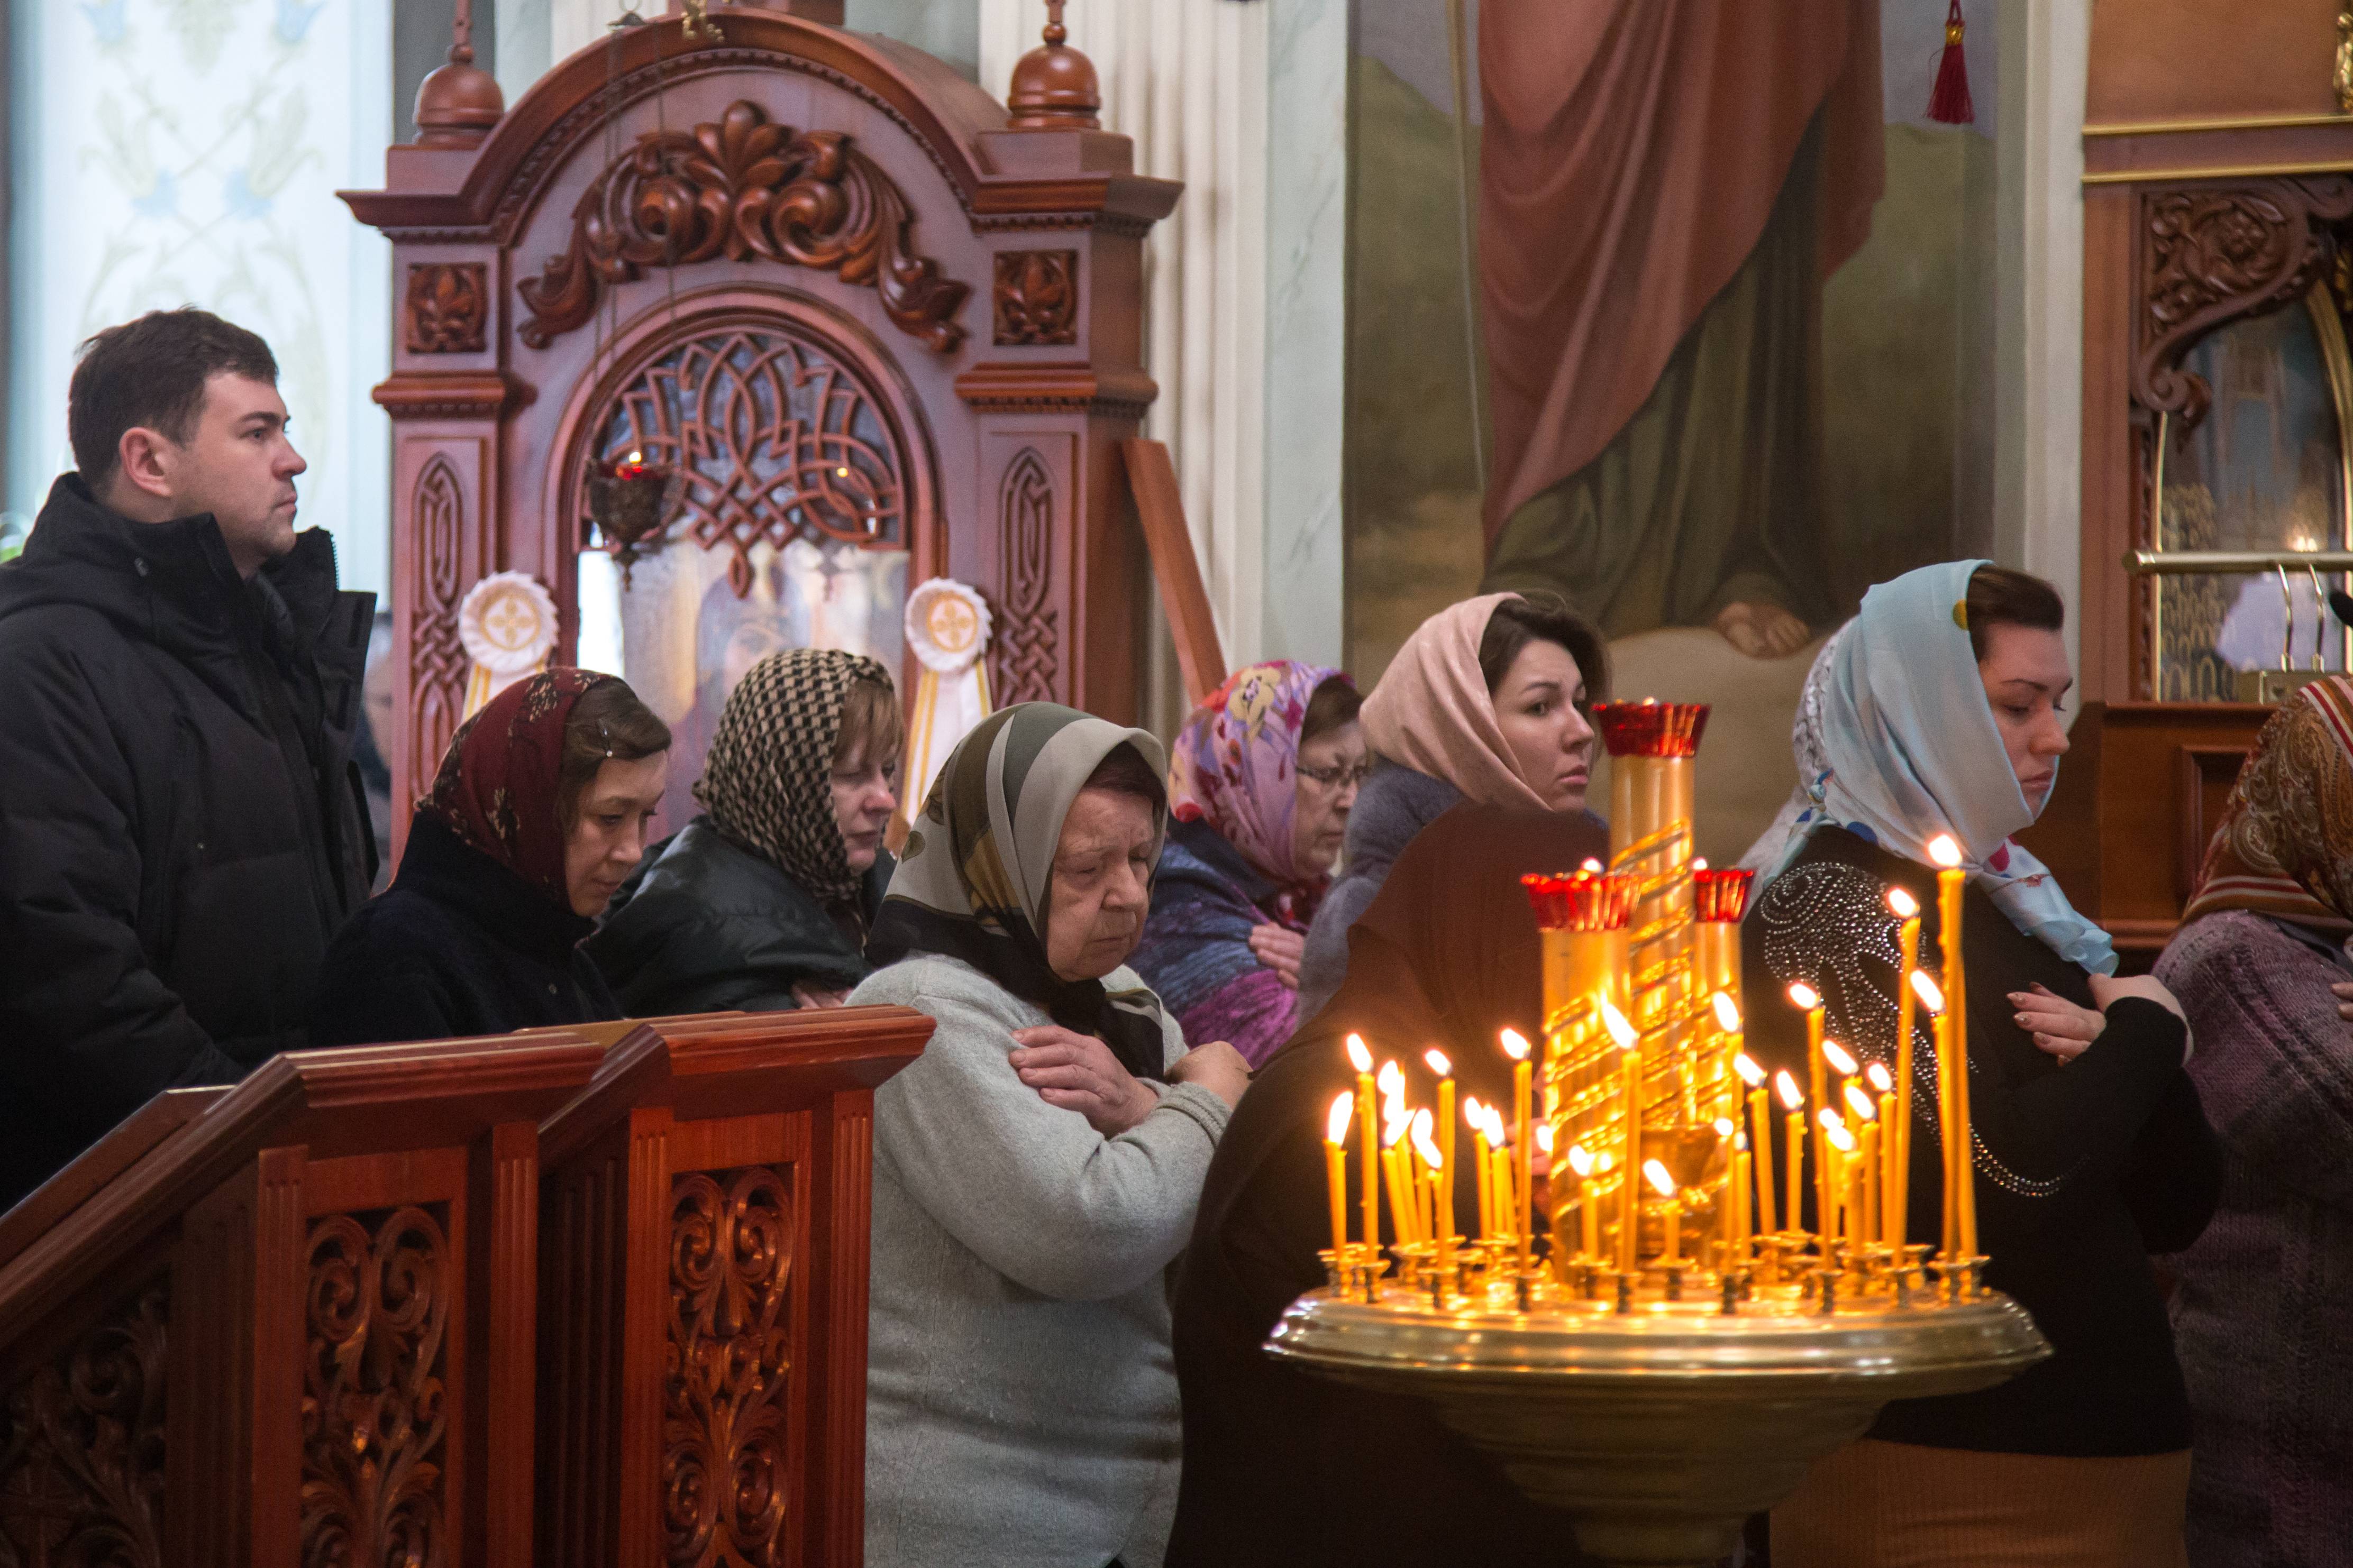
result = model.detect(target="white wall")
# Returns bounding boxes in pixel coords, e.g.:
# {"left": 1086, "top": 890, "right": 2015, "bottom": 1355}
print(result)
{"left": 7, "top": 0, "right": 394, "bottom": 595}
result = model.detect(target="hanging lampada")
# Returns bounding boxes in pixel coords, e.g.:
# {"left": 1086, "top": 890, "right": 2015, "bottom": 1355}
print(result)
{"left": 579, "top": 1, "right": 718, "bottom": 585}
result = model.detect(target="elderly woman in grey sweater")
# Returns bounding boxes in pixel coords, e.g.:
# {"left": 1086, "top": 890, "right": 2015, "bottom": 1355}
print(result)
{"left": 2154, "top": 677, "right": 2353, "bottom": 1568}
{"left": 852, "top": 703, "right": 1252, "bottom": 1568}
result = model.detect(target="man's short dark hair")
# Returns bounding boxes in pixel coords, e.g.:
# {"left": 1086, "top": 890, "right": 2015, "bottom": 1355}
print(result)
{"left": 68, "top": 309, "right": 279, "bottom": 484}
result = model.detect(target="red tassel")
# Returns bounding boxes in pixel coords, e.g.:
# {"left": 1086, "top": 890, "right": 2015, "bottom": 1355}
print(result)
{"left": 1926, "top": 0, "right": 1974, "bottom": 125}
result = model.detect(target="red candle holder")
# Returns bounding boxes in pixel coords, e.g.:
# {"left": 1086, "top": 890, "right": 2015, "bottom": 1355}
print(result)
{"left": 1522, "top": 869, "right": 1639, "bottom": 932}
{"left": 1590, "top": 700, "right": 1710, "bottom": 759}
{"left": 585, "top": 452, "right": 684, "bottom": 585}
{"left": 1693, "top": 867, "right": 1756, "bottom": 924}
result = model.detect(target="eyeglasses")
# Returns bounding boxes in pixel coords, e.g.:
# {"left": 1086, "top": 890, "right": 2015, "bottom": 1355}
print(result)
{"left": 1298, "top": 759, "right": 1371, "bottom": 791}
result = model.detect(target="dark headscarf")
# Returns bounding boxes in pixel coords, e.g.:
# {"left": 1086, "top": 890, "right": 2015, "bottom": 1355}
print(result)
{"left": 422, "top": 667, "right": 612, "bottom": 907}
{"left": 868, "top": 703, "right": 1173, "bottom": 1080}
{"left": 693, "top": 647, "right": 894, "bottom": 916}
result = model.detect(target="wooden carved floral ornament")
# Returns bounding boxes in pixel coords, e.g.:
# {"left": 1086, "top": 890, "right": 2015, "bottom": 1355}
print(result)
{"left": 517, "top": 100, "right": 970, "bottom": 353}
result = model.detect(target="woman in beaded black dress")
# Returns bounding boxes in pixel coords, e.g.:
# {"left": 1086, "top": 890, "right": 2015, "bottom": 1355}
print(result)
{"left": 1740, "top": 561, "right": 2221, "bottom": 1567}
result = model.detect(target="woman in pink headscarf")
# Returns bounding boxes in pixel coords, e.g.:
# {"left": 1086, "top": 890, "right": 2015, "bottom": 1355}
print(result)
{"left": 1294, "top": 592, "right": 1611, "bottom": 1021}
{"left": 1132, "top": 661, "right": 1365, "bottom": 1066}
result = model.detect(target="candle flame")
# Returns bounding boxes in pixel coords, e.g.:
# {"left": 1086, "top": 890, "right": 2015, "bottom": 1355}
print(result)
{"left": 1887, "top": 886, "right": 1920, "bottom": 919}
{"left": 1463, "top": 1095, "right": 1486, "bottom": 1126}
{"left": 1581, "top": 857, "right": 1604, "bottom": 873}
{"left": 1644, "top": 1158, "right": 1677, "bottom": 1197}
{"left": 1867, "top": 1062, "right": 1894, "bottom": 1093}
{"left": 1928, "top": 833, "right": 1964, "bottom": 869}
{"left": 1734, "top": 1052, "right": 1766, "bottom": 1087}
{"left": 1818, "top": 1107, "right": 1847, "bottom": 1134}
{"left": 1909, "top": 970, "right": 1946, "bottom": 1014}
{"left": 1325, "top": 1092, "right": 1354, "bottom": 1144}
{"left": 1567, "top": 1143, "right": 1594, "bottom": 1177}
{"left": 1823, "top": 1039, "right": 1858, "bottom": 1077}
{"left": 1845, "top": 1084, "right": 1877, "bottom": 1121}
{"left": 1713, "top": 1117, "right": 1736, "bottom": 1139}
{"left": 1787, "top": 980, "right": 1822, "bottom": 1012}
{"left": 1599, "top": 1000, "right": 1638, "bottom": 1051}
{"left": 1597, "top": 1151, "right": 1616, "bottom": 1172}
{"left": 1776, "top": 1070, "right": 1803, "bottom": 1109}
{"left": 1376, "top": 1060, "right": 1404, "bottom": 1096}
{"left": 1828, "top": 1123, "right": 1856, "bottom": 1153}
{"left": 1711, "top": 991, "right": 1743, "bottom": 1034}
{"left": 1500, "top": 1027, "right": 1532, "bottom": 1061}
{"left": 1424, "top": 1047, "right": 1452, "bottom": 1077}
{"left": 1535, "top": 1124, "right": 1555, "bottom": 1154}
{"left": 1382, "top": 1114, "right": 1406, "bottom": 1148}
{"left": 1412, "top": 1127, "right": 1444, "bottom": 1169}
{"left": 1411, "top": 1107, "right": 1434, "bottom": 1143}
{"left": 1736, "top": 1130, "right": 1750, "bottom": 1151}
{"left": 1692, "top": 857, "right": 1708, "bottom": 870}
{"left": 1346, "top": 1034, "right": 1372, "bottom": 1072}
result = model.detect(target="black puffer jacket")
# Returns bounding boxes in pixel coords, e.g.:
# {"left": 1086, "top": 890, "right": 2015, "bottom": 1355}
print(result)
{"left": 311, "top": 814, "right": 619, "bottom": 1047}
{"left": 0, "top": 476, "right": 373, "bottom": 1208}
{"left": 586, "top": 817, "right": 889, "bottom": 1016}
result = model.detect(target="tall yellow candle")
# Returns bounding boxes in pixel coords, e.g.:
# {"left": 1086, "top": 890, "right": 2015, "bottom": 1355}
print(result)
{"left": 1382, "top": 1129, "right": 1419, "bottom": 1245}
{"left": 1491, "top": 1144, "right": 1518, "bottom": 1236}
{"left": 1713, "top": 1117, "right": 1740, "bottom": 1257}
{"left": 1467, "top": 1098, "right": 1495, "bottom": 1239}
{"left": 1412, "top": 1117, "right": 1447, "bottom": 1271}
{"left": 1648, "top": 1160, "right": 1680, "bottom": 1261}
{"left": 1928, "top": 834, "right": 1977, "bottom": 1258}
{"left": 1324, "top": 1092, "right": 1354, "bottom": 1261}
{"left": 1886, "top": 888, "right": 1923, "bottom": 1240}
{"left": 1600, "top": 1002, "right": 1640, "bottom": 1270}
{"left": 1503, "top": 1028, "right": 1536, "bottom": 1273}
{"left": 1776, "top": 1070, "right": 1804, "bottom": 1239}
{"left": 1568, "top": 1143, "right": 1599, "bottom": 1258}
{"left": 1912, "top": 967, "right": 1958, "bottom": 1257}
{"left": 1818, "top": 1108, "right": 1847, "bottom": 1241}
{"left": 1346, "top": 1037, "right": 1379, "bottom": 1265}
{"left": 1426, "top": 1050, "right": 1457, "bottom": 1253}
{"left": 1867, "top": 1063, "right": 1898, "bottom": 1244}
{"left": 1789, "top": 982, "right": 1829, "bottom": 1241}
{"left": 1736, "top": 1052, "right": 1777, "bottom": 1233}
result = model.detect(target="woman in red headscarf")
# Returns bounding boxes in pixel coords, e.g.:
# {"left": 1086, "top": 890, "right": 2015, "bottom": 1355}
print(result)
{"left": 311, "top": 669, "right": 671, "bottom": 1046}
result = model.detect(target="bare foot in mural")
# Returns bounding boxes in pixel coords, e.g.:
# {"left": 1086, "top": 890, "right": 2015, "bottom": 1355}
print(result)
{"left": 1712, "top": 601, "right": 1812, "bottom": 659}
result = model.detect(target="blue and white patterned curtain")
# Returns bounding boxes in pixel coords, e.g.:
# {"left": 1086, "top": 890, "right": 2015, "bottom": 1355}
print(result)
{"left": 6, "top": 0, "right": 394, "bottom": 595}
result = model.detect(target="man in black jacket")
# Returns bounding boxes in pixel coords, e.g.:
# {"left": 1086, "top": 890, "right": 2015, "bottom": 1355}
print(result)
{"left": 0, "top": 309, "right": 375, "bottom": 1209}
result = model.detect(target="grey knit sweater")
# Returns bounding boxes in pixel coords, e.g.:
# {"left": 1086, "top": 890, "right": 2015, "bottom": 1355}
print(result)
{"left": 852, "top": 953, "right": 1232, "bottom": 1568}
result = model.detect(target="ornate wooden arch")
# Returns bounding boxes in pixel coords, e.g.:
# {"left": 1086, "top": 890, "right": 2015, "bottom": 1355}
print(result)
{"left": 343, "top": 3, "right": 1178, "bottom": 833}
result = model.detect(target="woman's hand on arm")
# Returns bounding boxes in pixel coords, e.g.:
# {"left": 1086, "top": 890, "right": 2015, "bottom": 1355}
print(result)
{"left": 2329, "top": 979, "right": 2353, "bottom": 1022}
{"left": 2013, "top": 984, "right": 2105, "bottom": 1063}
{"left": 2090, "top": 973, "right": 2192, "bottom": 1063}
{"left": 1010, "top": 1024, "right": 1160, "bottom": 1135}
{"left": 1169, "top": 1039, "right": 1253, "bottom": 1108}
{"left": 1248, "top": 924, "right": 1306, "bottom": 991}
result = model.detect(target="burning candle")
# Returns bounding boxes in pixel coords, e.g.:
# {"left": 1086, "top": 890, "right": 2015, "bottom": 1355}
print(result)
{"left": 1714, "top": 1116, "right": 1741, "bottom": 1256}
{"left": 1426, "top": 1049, "right": 1457, "bottom": 1254}
{"left": 1818, "top": 1107, "right": 1848, "bottom": 1241}
{"left": 1466, "top": 1096, "right": 1495, "bottom": 1239}
{"left": 1735, "top": 1051, "right": 1775, "bottom": 1234}
{"left": 1324, "top": 1092, "right": 1354, "bottom": 1262}
{"left": 1347, "top": 1037, "right": 1379, "bottom": 1267}
{"left": 1912, "top": 965, "right": 1959, "bottom": 1258}
{"left": 1601, "top": 1001, "right": 1640, "bottom": 1271}
{"left": 1827, "top": 1122, "right": 1858, "bottom": 1242}
{"left": 1844, "top": 1084, "right": 1880, "bottom": 1244}
{"left": 1823, "top": 1039, "right": 1858, "bottom": 1080}
{"left": 1867, "top": 1062, "right": 1898, "bottom": 1244}
{"left": 1646, "top": 1159, "right": 1680, "bottom": 1261}
{"left": 1887, "top": 887, "right": 1922, "bottom": 1237}
{"left": 1502, "top": 1028, "right": 1535, "bottom": 1273}
{"left": 1412, "top": 1114, "right": 1447, "bottom": 1270}
{"left": 1568, "top": 1143, "right": 1599, "bottom": 1258}
{"left": 1789, "top": 981, "right": 1830, "bottom": 1249}
{"left": 1381, "top": 1117, "right": 1419, "bottom": 1245}
{"left": 1928, "top": 834, "right": 1977, "bottom": 1257}
{"left": 1776, "top": 1070, "right": 1804, "bottom": 1238}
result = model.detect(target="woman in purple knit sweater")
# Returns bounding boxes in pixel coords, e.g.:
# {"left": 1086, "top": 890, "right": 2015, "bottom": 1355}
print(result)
{"left": 1129, "top": 662, "right": 1363, "bottom": 1066}
{"left": 2156, "top": 674, "right": 2353, "bottom": 1568}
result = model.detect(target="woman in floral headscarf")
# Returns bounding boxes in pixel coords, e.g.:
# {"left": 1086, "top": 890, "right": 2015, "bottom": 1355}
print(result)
{"left": 2157, "top": 675, "right": 2353, "bottom": 1568}
{"left": 1130, "top": 661, "right": 1364, "bottom": 1066}
{"left": 312, "top": 670, "right": 671, "bottom": 1046}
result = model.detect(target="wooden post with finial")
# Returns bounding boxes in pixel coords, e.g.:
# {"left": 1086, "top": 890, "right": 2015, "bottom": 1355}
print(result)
{"left": 414, "top": 0, "right": 506, "bottom": 145}
{"left": 1007, "top": 0, "right": 1101, "bottom": 130}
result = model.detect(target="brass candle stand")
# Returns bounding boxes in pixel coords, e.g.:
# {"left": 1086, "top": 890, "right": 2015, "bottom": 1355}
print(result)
{"left": 1269, "top": 701, "right": 2049, "bottom": 1567}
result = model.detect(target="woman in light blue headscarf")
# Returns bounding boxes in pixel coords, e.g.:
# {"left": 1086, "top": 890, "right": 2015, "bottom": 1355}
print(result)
{"left": 1742, "top": 561, "right": 2220, "bottom": 1568}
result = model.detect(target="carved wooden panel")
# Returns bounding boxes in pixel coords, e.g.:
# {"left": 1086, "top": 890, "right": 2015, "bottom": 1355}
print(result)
{"left": 584, "top": 323, "right": 911, "bottom": 597}
{"left": 300, "top": 1206, "right": 451, "bottom": 1568}
{"left": 991, "top": 251, "right": 1078, "bottom": 346}
{"left": 517, "top": 101, "right": 968, "bottom": 353}
{"left": 405, "top": 264, "right": 489, "bottom": 355}
{"left": 0, "top": 1281, "right": 167, "bottom": 1568}
{"left": 2135, "top": 178, "right": 2353, "bottom": 424}
{"left": 664, "top": 1166, "right": 796, "bottom": 1568}
{"left": 409, "top": 455, "right": 470, "bottom": 804}
{"left": 992, "top": 446, "right": 1060, "bottom": 707}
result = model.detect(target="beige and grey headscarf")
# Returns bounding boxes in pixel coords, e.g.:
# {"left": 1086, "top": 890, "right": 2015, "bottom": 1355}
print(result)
{"left": 693, "top": 647, "right": 893, "bottom": 915}
{"left": 867, "top": 703, "right": 1173, "bottom": 1079}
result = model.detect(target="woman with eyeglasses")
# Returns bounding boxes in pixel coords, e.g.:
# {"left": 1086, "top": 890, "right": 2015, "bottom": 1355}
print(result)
{"left": 1132, "top": 662, "right": 1365, "bottom": 1066}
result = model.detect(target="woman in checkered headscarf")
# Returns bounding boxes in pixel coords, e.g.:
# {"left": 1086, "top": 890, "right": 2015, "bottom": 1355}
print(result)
{"left": 586, "top": 648, "right": 904, "bottom": 1014}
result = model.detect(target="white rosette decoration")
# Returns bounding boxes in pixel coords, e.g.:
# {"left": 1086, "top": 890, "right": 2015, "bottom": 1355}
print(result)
{"left": 902, "top": 577, "right": 995, "bottom": 813}
{"left": 458, "top": 571, "right": 562, "bottom": 718}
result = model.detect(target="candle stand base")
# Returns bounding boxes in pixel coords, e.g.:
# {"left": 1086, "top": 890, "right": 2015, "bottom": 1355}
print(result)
{"left": 1266, "top": 1274, "right": 2048, "bottom": 1568}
